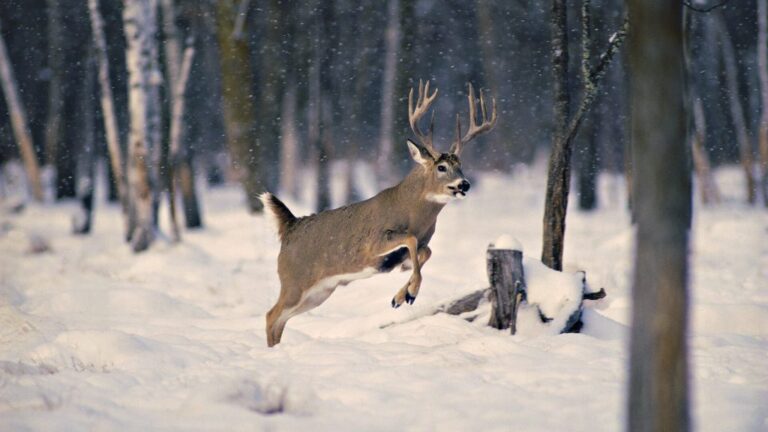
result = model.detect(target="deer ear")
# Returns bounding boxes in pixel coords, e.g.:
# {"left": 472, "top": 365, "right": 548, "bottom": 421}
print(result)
{"left": 407, "top": 139, "right": 433, "bottom": 166}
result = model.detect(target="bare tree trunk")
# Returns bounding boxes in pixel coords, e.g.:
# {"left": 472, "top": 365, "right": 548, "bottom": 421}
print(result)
{"left": 167, "top": 43, "right": 195, "bottom": 240}
{"left": 578, "top": 110, "right": 599, "bottom": 210}
{"left": 123, "top": 0, "right": 161, "bottom": 252}
{"left": 338, "top": 2, "right": 371, "bottom": 204}
{"left": 0, "top": 22, "right": 43, "bottom": 201}
{"left": 161, "top": 0, "right": 180, "bottom": 239}
{"left": 215, "top": 0, "right": 264, "bottom": 212}
{"left": 73, "top": 50, "right": 97, "bottom": 235}
{"left": 715, "top": 15, "right": 756, "bottom": 204}
{"left": 691, "top": 95, "right": 720, "bottom": 205}
{"left": 88, "top": 0, "right": 128, "bottom": 226}
{"left": 44, "top": 0, "right": 64, "bottom": 171}
{"left": 758, "top": 0, "right": 768, "bottom": 206}
{"left": 311, "top": 2, "right": 333, "bottom": 212}
{"left": 541, "top": 0, "right": 571, "bottom": 271}
{"left": 162, "top": 0, "right": 200, "bottom": 236}
{"left": 279, "top": 82, "right": 299, "bottom": 199}
{"left": 627, "top": 1, "right": 690, "bottom": 431}
{"left": 541, "top": 0, "right": 627, "bottom": 270}
{"left": 376, "top": 0, "right": 400, "bottom": 187}
{"left": 258, "top": 0, "right": 286, "bottom": 192}
{"left": 475, "top": 0, "right": 503, "bottom": 163}
{"left": 277, "top": 3, "right": 299, "bottom": 201}
{"left": 317, "top": 97, "right": 333, "bottom": 212}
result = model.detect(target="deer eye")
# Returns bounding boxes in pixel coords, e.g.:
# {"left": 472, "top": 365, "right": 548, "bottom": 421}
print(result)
{"left": 437, "top": 165, "right": 447, "bottom": 172}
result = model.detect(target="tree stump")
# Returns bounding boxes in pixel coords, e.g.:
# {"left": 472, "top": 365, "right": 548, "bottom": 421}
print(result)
{"left": 434, "top": 239, "right": 606, "bottom": 335}
{"left": 487, "top": 245, "right": 526, "bottom": 334}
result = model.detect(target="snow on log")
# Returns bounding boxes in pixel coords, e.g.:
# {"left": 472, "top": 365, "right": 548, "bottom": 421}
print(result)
{"left": 439, "top": 237, "right": 606, "bottom": 335}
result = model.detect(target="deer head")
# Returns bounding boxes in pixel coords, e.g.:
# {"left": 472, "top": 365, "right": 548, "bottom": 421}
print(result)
{"left": 406, "top": 80, "right": 497, "bottom": 204}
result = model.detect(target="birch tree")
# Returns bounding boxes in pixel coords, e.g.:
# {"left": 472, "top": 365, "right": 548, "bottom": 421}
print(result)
{"left": 123, "top": 0, "right": 161, "bottom": 252}
{"left": 0, "top": 21, "right": 43, "bottom": 201}
{"left": 627, "top": 1, "right": 690, "bottom": 431}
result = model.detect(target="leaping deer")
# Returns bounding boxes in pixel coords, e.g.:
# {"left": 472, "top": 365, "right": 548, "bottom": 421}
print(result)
{"left": 262, "top": 81, "right": 497, "bottom": 347}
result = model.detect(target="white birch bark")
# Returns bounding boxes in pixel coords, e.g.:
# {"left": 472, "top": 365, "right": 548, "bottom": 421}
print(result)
{"left": 123, "top": 0, "right": 160, "bottom": 252}
{"left": 0, "top": 23, "right": 43, "bottom": 201}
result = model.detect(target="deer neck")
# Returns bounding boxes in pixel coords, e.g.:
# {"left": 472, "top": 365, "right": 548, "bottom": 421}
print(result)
{"left": 391, "top": 167, "right": 445, "bottom": 220}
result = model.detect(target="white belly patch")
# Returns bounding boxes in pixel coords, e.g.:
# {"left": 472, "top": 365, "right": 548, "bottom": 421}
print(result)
{"left": 301, "top": 267, "right": 378, "bottom": 308}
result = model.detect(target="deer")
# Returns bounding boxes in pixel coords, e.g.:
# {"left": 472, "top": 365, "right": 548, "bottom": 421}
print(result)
{"left": 261, "top": 81, "right": 497, "bottom": 347}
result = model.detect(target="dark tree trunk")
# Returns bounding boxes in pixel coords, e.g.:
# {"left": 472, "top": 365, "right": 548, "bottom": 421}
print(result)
{"left": 391, "top": 0, "right": 415, "bottom": 178}
{"left": 53, "top": 0, "right": 89, "bottom": 200}
{"left": 338, "top": 0, "right": 371, "bottom": 204}
{"left": 277, "top": 2, "right": 299, "bottom": 200}
{"left": 177, "top": 159, "right": 201, "bottom": 228}
{"left": 627, "top": 1, "right": 690, "bottom": 431}
{"left": 88, "top": 0, "right": 127, "bottom": 213}
{"left": 715, "top": 14, "right": 756, "bottom": 205}
{"left": 257, "top": 0, "right": 286, "bottom": 192}
{"left": 311, "top": 1, "right": 335, "bottom": 212}
{"left": 757, "top": 0, "right": 768, "bottom": 205}
{"left": 542, "top": 0, "right": 627, "bottom": 270}
{"left": 215, "top": 0, "right": 264, "bottom": 212}
{"left": 44, "top": 0, "right": 64, "bottom": 171}
{"left": 162, "top": 0, "right": 202, "bottom": 234}
{"left": 376, "top": 0, "right": 400, "bottom": 186}
{"left": 73, "top": 51, "right": 97, "bottom": 235}
{"left": 578, "top": 109, "right": 599, "bottom": 211}
{"left": 0, "top": 21, "right": 43, "bottom": 201}
{"left": 541, "top": 0, "right": 571, "bottom": 271}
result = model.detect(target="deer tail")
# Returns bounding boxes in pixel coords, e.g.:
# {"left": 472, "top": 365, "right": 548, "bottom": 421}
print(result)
{"left": 259, "top": 192, "right": 296, "bottom": 240}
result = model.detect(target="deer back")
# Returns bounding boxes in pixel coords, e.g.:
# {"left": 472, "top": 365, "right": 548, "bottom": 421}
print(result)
{"left": 277, "top": 172, "right": 443, "bottom": 290}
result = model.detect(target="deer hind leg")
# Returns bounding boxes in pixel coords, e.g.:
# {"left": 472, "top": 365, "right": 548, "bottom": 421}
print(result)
{"left": 265, "top": 284, "right": 303, "bottom": 347}
{"left": 391, "top": 236, "right": 426, "bottom": 308}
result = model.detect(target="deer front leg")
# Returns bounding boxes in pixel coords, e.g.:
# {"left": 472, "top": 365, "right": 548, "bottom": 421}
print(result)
{"left": 390, "top": 236, "right": 423, "bottom": 308}
{"left": 400, "top": 246, "right": 431, "bottom": 272}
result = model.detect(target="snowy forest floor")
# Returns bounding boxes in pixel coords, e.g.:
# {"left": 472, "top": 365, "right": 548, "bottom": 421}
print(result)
{"left": 0, "top": 165, "right": 766, "bottom": 431}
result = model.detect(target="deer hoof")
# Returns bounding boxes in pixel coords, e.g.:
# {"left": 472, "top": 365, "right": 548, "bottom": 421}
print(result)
{"left": 391, "top": 297, "right": 401, "bottom": 308}
{"left": 405, "top": 291, "right": 416, "bottom": 305}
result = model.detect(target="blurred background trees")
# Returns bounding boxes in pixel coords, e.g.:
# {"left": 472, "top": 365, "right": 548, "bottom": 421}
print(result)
{"left": 0, "top": 0, "right": 764, "bottom": 253}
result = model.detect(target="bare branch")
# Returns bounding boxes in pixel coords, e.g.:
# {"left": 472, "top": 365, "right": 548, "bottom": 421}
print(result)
{"left": 562, "top": 16, "right": 629, "bottom": 146}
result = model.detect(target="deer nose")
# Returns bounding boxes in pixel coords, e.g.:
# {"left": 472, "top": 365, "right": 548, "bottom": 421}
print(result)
{"left": 459, "top": 180, "right": 471, "bottom": 192}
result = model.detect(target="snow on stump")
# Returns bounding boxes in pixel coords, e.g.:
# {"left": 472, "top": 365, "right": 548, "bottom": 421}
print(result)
{"left": 442, "top": 235, "right": 606, "bottom": 335}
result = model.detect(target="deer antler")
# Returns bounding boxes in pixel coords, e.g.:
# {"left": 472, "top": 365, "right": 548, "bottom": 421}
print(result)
{"left": 408, "top": 79, "right": 439, "bottom": 156}
{"left": 450, "top": 83, "right": 497, "bottom": 155}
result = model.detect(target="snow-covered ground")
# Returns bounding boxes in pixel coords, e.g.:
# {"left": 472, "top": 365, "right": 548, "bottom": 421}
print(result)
{"left": 1, "top": 165, "right": 766, "bottom": 431}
